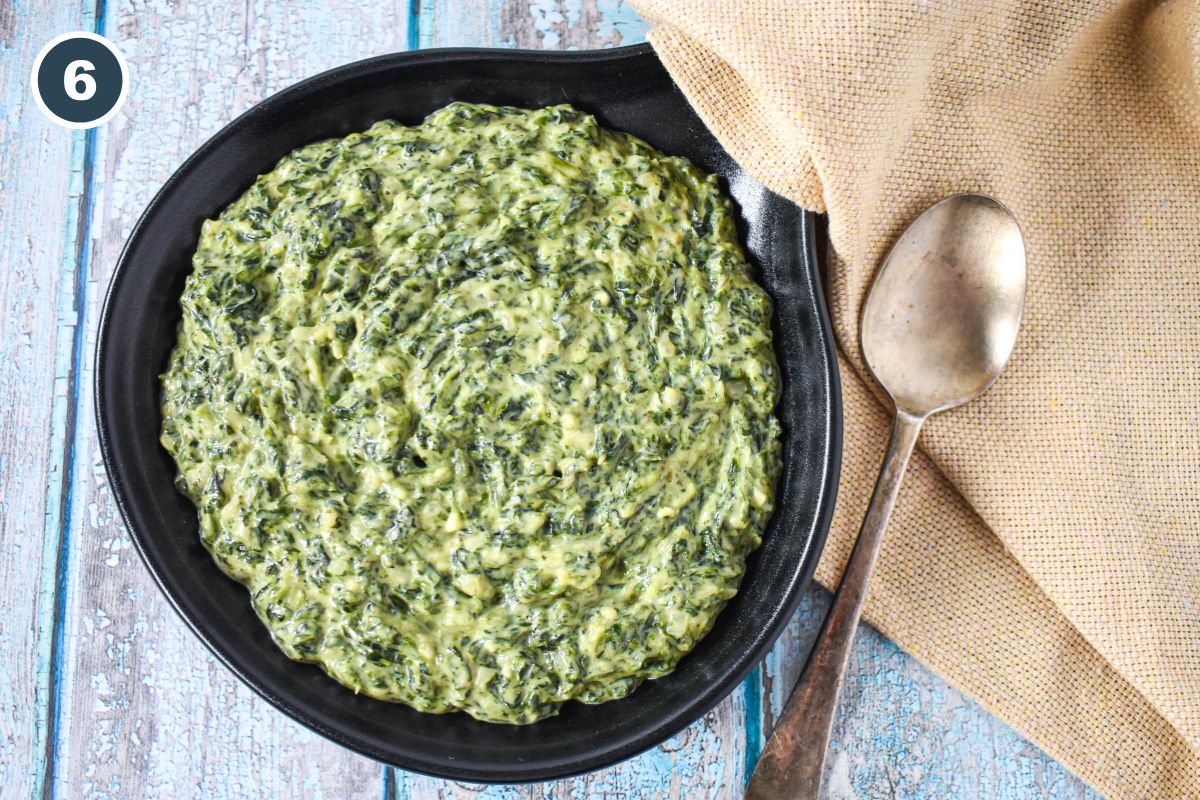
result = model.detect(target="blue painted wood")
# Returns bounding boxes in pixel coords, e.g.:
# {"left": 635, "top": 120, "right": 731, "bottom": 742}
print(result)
{"left": 761, "top": 589, "right": 1101, "bottom": 800}
{"left": 0, "top": 1, "right": 1104, "bottom": 798}
{"left": 1, "top": 1, "right": 89, "bottom": 797}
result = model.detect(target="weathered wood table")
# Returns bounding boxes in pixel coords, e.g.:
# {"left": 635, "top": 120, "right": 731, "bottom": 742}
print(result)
{"left": 3, "top": 2, "right": 1102, "bottom": 798}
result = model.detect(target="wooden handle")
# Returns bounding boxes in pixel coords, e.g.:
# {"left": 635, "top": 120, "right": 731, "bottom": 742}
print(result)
{"left": 745, "top": 411, "right": 924, "bottom": 800}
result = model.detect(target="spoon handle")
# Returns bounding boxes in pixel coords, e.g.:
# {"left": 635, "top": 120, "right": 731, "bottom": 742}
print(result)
{"left": 745, "top": 410, "right": 925, "bottom": 800}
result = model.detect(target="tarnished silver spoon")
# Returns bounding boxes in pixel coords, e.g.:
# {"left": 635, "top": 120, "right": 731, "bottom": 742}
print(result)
{"left": 746, "top": 194, "right": 1027, "bottom": 799}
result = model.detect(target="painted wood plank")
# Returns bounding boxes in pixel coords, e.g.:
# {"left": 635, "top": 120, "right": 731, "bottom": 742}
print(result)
{"left": 760, "top": 589, "right": 1103, "bottom": 798}
{"left": 0, "top": 2, "right": 91, "bottom": 798}
{"left": 396, "top": 700, "right": 749, "bottom": 800}
{"left": 47, "top": 2, "right": 418, "bottom": 797}
{"left": 421, "top": 0, "right": 646, "bottom": 49}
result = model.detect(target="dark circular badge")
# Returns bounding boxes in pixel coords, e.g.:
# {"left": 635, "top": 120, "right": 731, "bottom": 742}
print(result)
{"left": 31, "top": 32, "right": 128, "bottom": 129}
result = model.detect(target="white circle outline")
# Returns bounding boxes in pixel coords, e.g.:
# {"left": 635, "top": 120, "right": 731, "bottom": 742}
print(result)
{"left": 30, "top": 31, "right": 129, "bottom": 130}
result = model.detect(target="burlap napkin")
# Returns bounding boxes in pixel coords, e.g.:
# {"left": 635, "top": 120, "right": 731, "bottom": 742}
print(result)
{"left": 628, "top": 1, "right": 1200, "bottom": 797}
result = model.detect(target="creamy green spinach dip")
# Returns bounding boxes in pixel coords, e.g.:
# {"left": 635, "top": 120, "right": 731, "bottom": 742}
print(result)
{"left": 161, "top": 102, "right": 781, "bottom": 723}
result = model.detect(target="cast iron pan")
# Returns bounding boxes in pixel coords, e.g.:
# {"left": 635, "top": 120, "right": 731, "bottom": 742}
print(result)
{"left": 95, "top": 43, "right": 841, "bottom": 782}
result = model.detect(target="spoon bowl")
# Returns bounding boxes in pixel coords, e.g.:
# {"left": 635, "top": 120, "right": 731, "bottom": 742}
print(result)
{"left": 863, "top": 194, "right": 1026, "bottom": 415}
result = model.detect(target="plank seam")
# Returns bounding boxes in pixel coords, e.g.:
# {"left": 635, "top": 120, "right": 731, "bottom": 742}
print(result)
{"left": 381, "top": 762, "right": 395, "bottom": 800}
{"left": 40, "top": 2, "right": 106, "bottom": 797}
{"left": 406, "top": 0, "right": 420, "bottom": 52}
{"left": 42, "top": 118, "right": 100, "bottom": 800}
{"left": 743, "top": 666, "right": 763, "bottom": 785}
{"left": 32, "top": 123, "right": 87, "bottom": 800}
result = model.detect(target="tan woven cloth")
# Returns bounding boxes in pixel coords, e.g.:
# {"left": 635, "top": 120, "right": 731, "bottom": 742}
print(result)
{"left": 628, "top": 1, "right": 1200, "bottom": 797}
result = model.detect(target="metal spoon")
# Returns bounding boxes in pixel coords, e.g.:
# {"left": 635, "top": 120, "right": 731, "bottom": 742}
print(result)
{"left": 745, "top": 194, "right": 1027, "bottom": 800}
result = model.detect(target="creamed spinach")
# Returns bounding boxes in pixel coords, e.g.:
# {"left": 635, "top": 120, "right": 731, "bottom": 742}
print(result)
{"left": 161, "top": 102, "right": 782, "bottom": 723}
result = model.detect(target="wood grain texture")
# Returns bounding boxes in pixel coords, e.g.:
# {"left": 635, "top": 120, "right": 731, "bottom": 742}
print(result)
{"left": 762, "top": 589, "right": 1101, "bottom": 799}
{"left": 0, "top": 3, "right": 88, "bottom": 799}
{"left": 1, "top": 1, "right": 1104, "bottom": 798}
{"left": 421, "top": 0, "right": 645, "bottom": 49}
{"left": 396, "top": 698, "right": 748, "bottom": 800}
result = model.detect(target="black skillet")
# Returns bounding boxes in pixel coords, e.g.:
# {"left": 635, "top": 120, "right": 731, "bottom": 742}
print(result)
{"left": 95, "top": 43, "right": 841, "bottom": 783}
